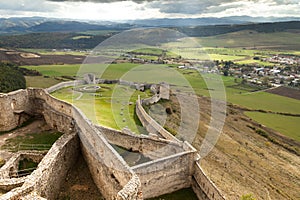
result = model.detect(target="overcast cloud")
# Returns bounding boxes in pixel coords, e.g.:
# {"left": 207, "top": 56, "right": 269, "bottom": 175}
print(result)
{"left": 0, "top": 0, "right": 299, "bottom": 20}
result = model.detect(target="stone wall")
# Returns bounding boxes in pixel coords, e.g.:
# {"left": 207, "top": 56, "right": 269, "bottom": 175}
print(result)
{"left": 98, "top": 126, "right": 184, "bottom": 160}
{"left": 0, "top": 152, "right": 44, "bottom": 179}
{"left": 73, "top": 105, "right": 138, "bottom": 199}
{"left": 40, "top": 87, "right": 142, "bottom": 200}
{"left": 136, "top": 96, "right": 179, "bottom": 142}
{"left": 0, "top": 89, "right": 31, "bottom": 132}
{"left": 193, "top": 162, "right": 225, "bottom": 200}
{"left": 0, "top": 132, "right": 79, "bottom": 200}
{"left": 131, "top": 150, "right": 197, "bottom": 199}
{"left": 0, "top": 80, "right": 226, "bottom": 200}
{"left": 0, "top": 87, "right": 142, "bottom": 200}
{"left": 46, "top": 80, "right": 85, "bottom": 94}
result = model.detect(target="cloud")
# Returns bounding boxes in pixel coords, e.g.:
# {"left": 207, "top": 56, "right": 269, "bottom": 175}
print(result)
{"left": 0, "top": 0, "right": 57, "bottom": 12}
{"left": 147, "top": 0, "right": 242, "bottom": 15}
{"left": 148, "top": 0, "right": 300, "bottom": 17}
{"left": 47, "top": 0, "right": 154, "bottom": 3}
{"left": 0, "top": 0, "right": 299, "bottom": 20}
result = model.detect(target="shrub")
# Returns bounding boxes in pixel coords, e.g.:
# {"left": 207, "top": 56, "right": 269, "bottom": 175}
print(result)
{"left": 241, "top": 194, "right": 256, "bottom": 200}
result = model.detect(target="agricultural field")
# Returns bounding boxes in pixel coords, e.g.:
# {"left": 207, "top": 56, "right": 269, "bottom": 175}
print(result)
{"left": 25, "top": 76, "right": 62, "bottom": 88}
{"left": 245, "top": 112, "right": 300, "bottom": 142}
{"left": 161, "top": 30, "right": 300, "bottom": 65}
{"left": 23, "top": 63, "right": 139, "bottom": 79}
{"left": 195, "top": 31, "right": 300, "bottom": 50}
{"left": 21, "top": 48, "right": 88, "bottom": 56}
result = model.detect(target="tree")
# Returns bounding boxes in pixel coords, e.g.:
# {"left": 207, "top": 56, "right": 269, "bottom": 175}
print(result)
{"left": 262, "top": 77, "right": 269, "bottom": 86}
{"left": 0, "top": 62, "right": 26, "bottom": 93}
{"left": 223, "top": 69, "right": 229, "bottom": 76}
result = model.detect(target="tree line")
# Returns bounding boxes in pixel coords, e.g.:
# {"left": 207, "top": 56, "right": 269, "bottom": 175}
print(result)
{"left": 0, "top": 62, "right": 26, "bottom": 93}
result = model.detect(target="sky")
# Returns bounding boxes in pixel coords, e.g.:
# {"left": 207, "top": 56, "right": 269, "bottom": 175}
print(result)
{"left": 0, "top": 0, "right": 300, "bottom": 21}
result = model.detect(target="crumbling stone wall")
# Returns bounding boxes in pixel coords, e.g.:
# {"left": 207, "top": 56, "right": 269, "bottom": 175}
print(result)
{"left": 0, "top": 132, "right": 79, "bottom": 200}
{"left": 0, "top": 87, "right": 142, "bottom": 200}
{"left": 132, "top": 150, "right": 197, "bottom": 199}
{"left": 136, "top": 96, "right": 179, "bottom": 142}
{"left": 0, "top": 90, "right": 31, "bottom": 131}
{"left": 98, "top": 126, "right": 184, "bottom": 160}
{"left": 73, "top": 105, "right": 139, "bottom": 199}
{"left": 0, "top": 81, "right": 225, "bottom": 200}
{"left": 192, "top": 162, "right": 225, "bottom": 200}
{"left": 46, "top": 80, "right": 85, "bottom": 94}
{"left": 0, "top": 152, "right": 44, "bottom": 179}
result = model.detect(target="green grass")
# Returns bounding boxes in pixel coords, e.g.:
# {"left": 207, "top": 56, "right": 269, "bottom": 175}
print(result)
{"left": 1, "top": 132, "right": 63, "bottom": 151}
{"left": 179, "top": 69, "right": 300, "bottom": 114}
{"left": 25, "top": 76, "right": 62, "bottom": 88}
{"left": 209, "top": 53, "right": 245, "bottom": 61}
{"left": 228, "top": 91, "right": 300, "bottom": 114}
{"left": 20, "top": 48, "right": 88, "bottom": 56}
{"left": 51, "top": 84, "right": 151, "bottom": 133}
{"left": 22, "top": 63, "right": 142, "bottom": 79}
{"left": 245, "top": 112, "right": 300, "bottom": 142}
{"left": 147, "top": 188, "right": 198, "bottom": 200}
{"left": 132, "top": 48, "right": 164, "bottom": 55}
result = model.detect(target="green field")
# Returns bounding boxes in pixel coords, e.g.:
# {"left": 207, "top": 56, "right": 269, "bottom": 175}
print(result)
{"left": 23, "top": 63, "right": 142, "bottom": 79}
{"left": 179, "top": 69, "right": 300, "bottom": 114}
{"left": 195, "top": 31, "right": 300, "bottom": 50}
{"left": 24, "top": 62, "right": 300, "bottom": 141}
{"left": 245, "top": 112, "right": 300, "bottom": 142}
{"left": 51, "top": 84, "right": 151, "bottom": 133}
{"left": 21, "top": 48, "right": 88, "bottom": 56}
{"left": 25, "top": 76, "right": 62, "bottom": 88}
{"left": 24, "top": 63, "right": 300, "bottom": 115}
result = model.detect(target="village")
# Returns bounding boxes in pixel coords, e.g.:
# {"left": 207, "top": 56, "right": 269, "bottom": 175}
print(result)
{"left": 120, "top": 51, "right": 300, "bottom": 89}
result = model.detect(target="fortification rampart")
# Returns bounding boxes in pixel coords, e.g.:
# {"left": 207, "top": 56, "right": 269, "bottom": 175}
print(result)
{"left": 98, "top": 126, "right": 184, "bottom": 160}
{"left": 136, "top": 96, "right": 179, "bottom": 142}
{"left": 134, "top": 83, "right": 225, "bottom": 200}
{"left": 0, "top": 132, "right": 79, "bottom": 200}
{"left": 35, "top": 87, "right": 142, "bottom": 199}
{"left": 0, "top": 87, "right": 142, "bottom": 200}
{"left": 0, "top": 79, "right": 225, "bottom": 200}
{"left": 0, "top": 89, "right": 31, "bottom": 131}
{"left": 132, "top": 150, "right": 196, "bottom": 199}
{"left": 72, "top": 105, "right": 141, "bottom": 199}
{"left": 193, "top": 162, "right": 225, "bottom": 200}
{"left": 0, "top": 152, "right": 44, "bottom": 180}
{"left": 46, "top": 80, "right": 85, "bottom": 94}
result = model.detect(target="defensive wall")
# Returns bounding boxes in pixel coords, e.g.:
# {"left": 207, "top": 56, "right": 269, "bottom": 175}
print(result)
{"left": 0, "top": 88, "right": 141, "bottom": 200}
{"left": 0, "top": 79, "right": 225, "bottom": 200}
{"left": 134, "top": 83, "right": 225, "bottom": 200}
{"left": 136, "top": 96, "right": 179, "bottom": 142}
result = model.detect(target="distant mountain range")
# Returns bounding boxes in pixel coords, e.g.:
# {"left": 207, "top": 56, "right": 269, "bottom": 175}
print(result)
{"left": 1, "top": 16, "right": 300, "bottom": 34}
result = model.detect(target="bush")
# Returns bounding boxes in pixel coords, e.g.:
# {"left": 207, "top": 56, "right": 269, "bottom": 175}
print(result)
{"left": 241, "top": 194, "right": 256, "bottom": 200}
{"left": 166, "top": 107, "right": 173, "bottom": 114}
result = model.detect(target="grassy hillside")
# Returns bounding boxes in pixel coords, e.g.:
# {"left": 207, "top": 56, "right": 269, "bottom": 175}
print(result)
{"left": 245, "top": 112, "right": 300, "bottom": 142}
{"left": 196, "top": 31, "right": 300, "bottom": 50}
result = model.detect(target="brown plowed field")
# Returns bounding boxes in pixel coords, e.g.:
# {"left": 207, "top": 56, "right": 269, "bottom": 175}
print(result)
{"left": 0, "top": 49, "right": 111, "bottom": 65}
{"left": 267, "top": 86, "right": 300, "bottom": 100}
